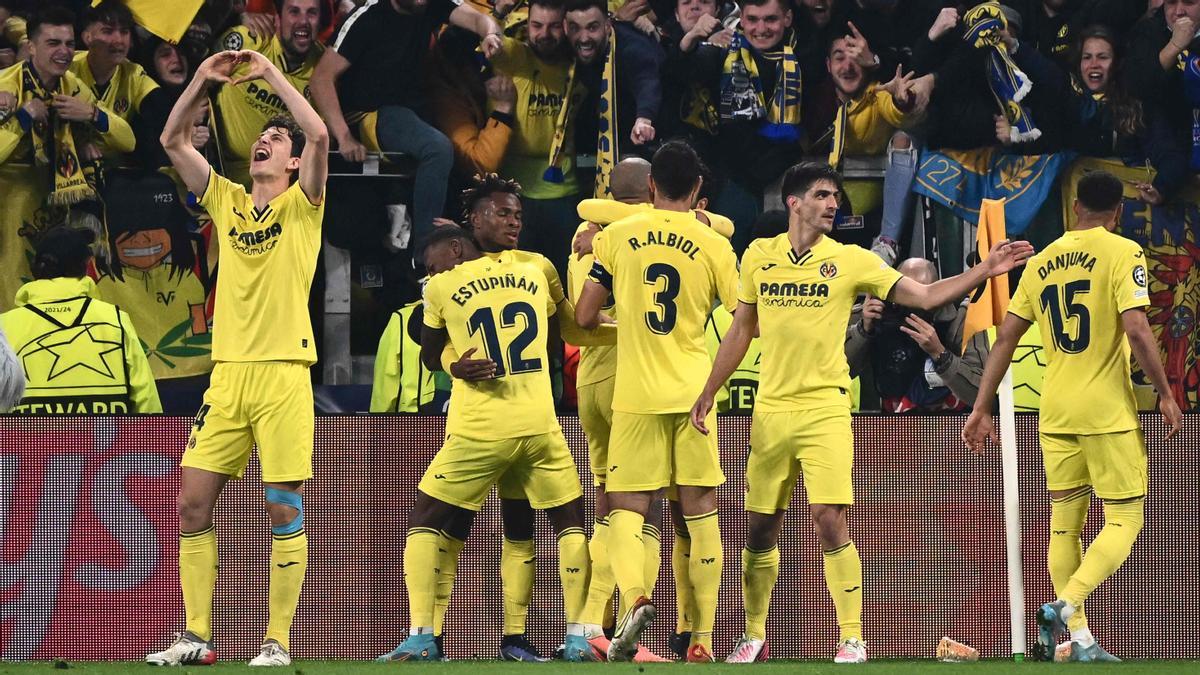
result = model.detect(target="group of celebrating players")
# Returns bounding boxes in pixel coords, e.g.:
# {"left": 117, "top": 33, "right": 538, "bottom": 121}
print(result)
{"left": 144, "top": 43, "right": 1181, "bottom": 667}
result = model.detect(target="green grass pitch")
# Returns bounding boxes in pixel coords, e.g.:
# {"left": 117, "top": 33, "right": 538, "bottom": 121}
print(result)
{"left": 3, "top": 661, "right": 1200, "bottom": 674}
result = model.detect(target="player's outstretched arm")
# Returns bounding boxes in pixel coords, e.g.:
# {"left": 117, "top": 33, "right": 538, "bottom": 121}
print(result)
{"left": 555, "top": 297, "right": 617, "bottom": 346}
{"left": 161, "top": 52, "right": 240, "bottom": 195}
{"left": 962, "top": 313, "right": 1031, "bottom": 454}
{"left": 576, "top": 280, "right": 608, "bottom": 331}
{"left": 233, "top": 50, "right": 328, "bottom": 203}
{"left": 891, "top": 239, "right": 1034, "bottom": 310}
{"left": 1121, "top": 308, "right": 1183, "bottom": 439}
{"left": 691, "top": 301, "right": 758, "bottom": 435}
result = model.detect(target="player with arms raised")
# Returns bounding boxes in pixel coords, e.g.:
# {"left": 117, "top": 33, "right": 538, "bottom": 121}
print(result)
{"left": 378, "top": 226, "right": 596, "bottom": 662}
{"left": 964, "top": 170, "right": 1182, "bottom": 662}
{"left": 145, "top": 49, "right": 328, "bottom": 667}
{"left": 692, "top": 162, "right": 1033, "bottom": 664}
{"left": 576, "top": 141, "right": 739, "bottom": 663}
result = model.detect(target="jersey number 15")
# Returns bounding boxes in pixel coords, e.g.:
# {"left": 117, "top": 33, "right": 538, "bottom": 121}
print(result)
{"left": 1039, "top": 280, "right": 1091, "bottom": 353}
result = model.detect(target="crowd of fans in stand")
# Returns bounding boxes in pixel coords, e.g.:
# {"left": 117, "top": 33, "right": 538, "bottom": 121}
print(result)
{"left": 1, "top": 0, "right": 1197, "bottom": 414}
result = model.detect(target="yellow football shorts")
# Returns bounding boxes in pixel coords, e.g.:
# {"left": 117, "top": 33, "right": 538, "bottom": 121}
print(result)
{"left": 606, "top": 410, "right": 723, "bottom": 492}
{"left": 1040, "top": 428, "right": 1147, "bottom": 500}
{"left": 181, "top": 361, "right": 314, "bottom": 483}
{"left": 422, "top": 429, "right": 583, "bottom": 511}
{"left": 577, "top": 376, "right": 615, "bottom": 486}
{"left": 746, "top": 406, "right": 854, "bottom": 512}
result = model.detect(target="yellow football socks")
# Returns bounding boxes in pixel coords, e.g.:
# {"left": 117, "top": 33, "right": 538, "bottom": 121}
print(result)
{"left": 642, "top": 522, "right": 662, "bottom": 596}
{"left": 1049, "top": 490, "right": 1090, "bottom": 630}
{"left": 557, "top": 527, "right": 590, "bottom": 624}
{"left": 265, "top": 529, "right": 307, "bottom": 650}
{"left": 501, "top": 538, "right": 536, "bottom": 635}
{"left": 742, "top": 545, "right": 779, "bottom": 641}
{"left": 179, "top": 526, "right": 217, "bottom": 642}
{"left": 684, "top": 510, "right": 722, "bottom": 651}
{"left": 403, "top": 528, "right": 441, "bottom": 629}
{"left": 433, "top": 532, "right": 465, "bottom": 636}
{"left": 823, "top": 541, "right": 863, "bottom": 642}
{"left": 673, "top": 525, "right": 694, "bottom": 633}
{"left": 582, "top": 517, "right": 614, "bottom": 626}
{"left": 1061, "top": 498, "right": 1144, "bottom": 609}
{"left": 607, "top": 509, "right": 648, "bottom": 620}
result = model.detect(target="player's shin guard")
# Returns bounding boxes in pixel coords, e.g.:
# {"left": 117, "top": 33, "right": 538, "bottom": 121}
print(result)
{"left": 557, "top": 527, "right": 590, "bottom": 623}
{"left": 582, "top": 518, "right": 614, "bottom": 627}
{"left": 265, "top": 529, "right": 307, "bottom": 649}
{"left": 433, "top": 532, "right": 465, "bottom": 636}
{"left": 1061, "top": 498, "right": 1144, "bottom": 609}
{"left": 673, "top": 525, "right": 695, "bottom": 633}
{"left": 743, "top": 546, "right": 779, "bottom": 641}
{"left": 404, "top": 528, "right": 442, "bottom": 630}
{"left": 501, "top": 538, "right": 536, "bottom": 635}
{"left": 607, "top": 509, "right": 648, "bottom": 619}
{"left": 642, "top": 522, "right": 662, "bottom": 596}
{"left": 685, "top": 510, "right": 721, "bottom": 651}
{"left": 179, "top": 526, "right": 217, "bottom": 642}
{"left": 1049, "top": 490, "right": 1090, "bottom": 631}
{"left": 823, "top": 541, "right": 863, "bottom": 642}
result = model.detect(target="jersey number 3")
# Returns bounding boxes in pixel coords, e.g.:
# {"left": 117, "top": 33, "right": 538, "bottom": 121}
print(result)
{"left": 1040, "top": 280, "right": 1091, "bottom": 353}
{"left": 644, "top": 263, "right": 681, "bottom": 334}
{"left": 467, "top": 302, "right": 542, "bottom": 377}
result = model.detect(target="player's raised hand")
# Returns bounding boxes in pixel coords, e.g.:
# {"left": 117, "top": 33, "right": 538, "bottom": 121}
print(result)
{"left": 196, "top": 51, "right": 242, "bottom": 85}
{"left": 573, "top": 222, "right": 601, "bottom": 258}
{"left": 231, "top": 50, "right": 276, "bottom": 85}
{"left": 1160, "top": 395, "right": 1183, "bottom": 440}
{"left": 962, "top": 409, "right": 996, "bottom": 455}
{"left": 449, "top": 347, "right": 498, "bottom": 381}
{"left": 690, "top": 390, "right": 715, "bottom": 436}
{"left": 984, "top": 239, "right": 1035, "bottom": 276}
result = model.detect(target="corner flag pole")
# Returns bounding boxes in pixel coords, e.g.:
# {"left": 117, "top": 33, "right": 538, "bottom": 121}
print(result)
{"left": 998, "top": 366, "right": 1025, "bottom": 660}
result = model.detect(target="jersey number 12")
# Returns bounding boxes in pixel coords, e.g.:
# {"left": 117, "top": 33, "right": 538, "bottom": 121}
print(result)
{"left": 467, "top": 302, "right": 542, "bottom": 377}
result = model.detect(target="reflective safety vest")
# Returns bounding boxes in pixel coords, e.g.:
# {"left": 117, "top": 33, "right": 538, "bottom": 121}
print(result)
{"left": 370, "top": 301, "right": 435, "bottom": 413}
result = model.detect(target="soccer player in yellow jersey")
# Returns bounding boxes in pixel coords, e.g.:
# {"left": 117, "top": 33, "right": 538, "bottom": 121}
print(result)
{"left": 214, "top": 0, "right": 324, "bottom": 186}
{"left": 146, "top": 49, "right": 328, "bottom": 667}
{"left": 423, "top": 173, "right": 616, "bottom": 661}
{"left": 576, "top": 141, "right": 740, "bottom": 663}
{"left": 691, "top": 162, "right": 1033, "bottom": 664}
{"left": 964, "top": 171, "right": 1182, "bottom": 663}
{"left": 377, "top": 226, "right": 597, "bottom": 662}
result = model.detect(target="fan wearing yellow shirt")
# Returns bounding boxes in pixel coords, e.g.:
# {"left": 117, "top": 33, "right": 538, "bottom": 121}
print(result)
{"left": 576, "top": 140, "right": 740, "bottom": 663}
{"left": 214, "top": 0, "right": 324, "bottom": 186}
{"left": 692, "top": 162, "right": 1033, "bottom": 665}
{"left": 376, "top": 226, "right": 597, "bottom": 663}
{"left": 69, "top": 2, "right": 158, "bottom": 162}
{"left": 964, "top": 171, "right": 1182, "bottom": 663}
{"left": 145, "top": 49, "right": 328, "bottom": 668}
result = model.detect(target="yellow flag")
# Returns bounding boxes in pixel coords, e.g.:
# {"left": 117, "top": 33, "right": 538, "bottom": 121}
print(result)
{"left": 962, "top": 198, "right": 1010, "bottom": 350}
{"left": 95, "top": 0, "right": 204, "bottom": 44}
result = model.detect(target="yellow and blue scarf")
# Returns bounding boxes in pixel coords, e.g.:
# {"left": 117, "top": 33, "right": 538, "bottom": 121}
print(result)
{"left": 719, "top": 30, "right": 802, "bottom": 143}
{"left": 11, "top": 63, "right": 97, "bottom": 206}
{"left": 545, "top": 27, "right": 616, "bottom": 197}
{"left": 963, "top": 3, "right": 1040, "bottom": 143}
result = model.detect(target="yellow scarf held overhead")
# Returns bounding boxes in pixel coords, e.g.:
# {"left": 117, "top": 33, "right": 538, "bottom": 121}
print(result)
{"left": 95, "top": 0, "right": 204, "bottom": 44}
{"left": 546, "top": 28, "right": 616, "bottom": 198}
{"left": 15, "top": 63, "right": 95, "bottom": 206}
{"left": 962, "top": 198, "right": 1010, "bottom": 351}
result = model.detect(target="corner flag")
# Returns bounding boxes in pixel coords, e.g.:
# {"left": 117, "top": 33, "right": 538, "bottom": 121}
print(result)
{"left": 962, "top": 198, "right": 1010, "bottom": 350}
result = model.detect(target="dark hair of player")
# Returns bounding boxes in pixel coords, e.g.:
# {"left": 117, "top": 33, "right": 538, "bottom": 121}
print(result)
{"left": 28, "top": 6, "right": 76, "bottom": 40}
{"left": 81, "top": 1, "right": 134, "bottom": 31}
{"left": 32, "top": 227, "right": 95, "bottom": 280}
{"left": 421, "top": 224, "right": 481, "bottom": 255}
{"left": 1075, "top": 171, "right": 1124, "bottom": 214}
{"left": 263, "top": 115, "right": 306, "bottom": 159}
{"left": 565, "top": 0, "right": 607, "bottom": 15}
{"left": 650, "top": 140, "right": 706, "bottom": 201}
{"left": 780, "top": 162, "right": 843, "bottom": 206}
{"left": 461, "top": 173, "right": 523, "bottom": 220}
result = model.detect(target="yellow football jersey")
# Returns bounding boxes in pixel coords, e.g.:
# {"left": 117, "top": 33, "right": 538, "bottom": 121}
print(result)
{"left": 484, "top": 248, "right": 565, "bottom": 303}
{"left": 69, "top": 52, "right": 158, "bottom": 157}
{"left": 198, "top": 169, "right": 324, "bottom": 363}
{"left": 590, "top": 208, "right": 739, "bottom": 413}
{"left": 1008, "top": 226, "right": 1149, "bottom": 434}
{"left": 424, "top": 254, "right": 560, "bottom": 440}
{"left": 214, "top": 27, "right": 323, "bottom": 183}
{"left": 740, "top": 234, "right": 902, "bottom": 412}
{"left": 567, "top": 221, "right": 617, "bottom": 386}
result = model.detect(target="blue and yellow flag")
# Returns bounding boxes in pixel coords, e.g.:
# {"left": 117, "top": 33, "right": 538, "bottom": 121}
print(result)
{"left": 914, "top": 147, "right": 1074, "bottom": 235}
{"left": 95, "top": 0, "right": 204, "bottom": 44}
